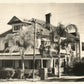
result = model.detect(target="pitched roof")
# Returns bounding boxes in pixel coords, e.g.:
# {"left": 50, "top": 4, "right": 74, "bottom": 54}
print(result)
{"left": 0, "top": 29, "right": 13, "bottom": 37}
{"left": 0, "top": 17, "right": 51, "bottom": 38}
{"left": 29, "top": 18, "right": 56, "bottom": 31}
{"left": 8, "top": 16, "right": 32, "bottom": 25}
{"left": 1, "top": 16, "right": 79, "bottom": 41}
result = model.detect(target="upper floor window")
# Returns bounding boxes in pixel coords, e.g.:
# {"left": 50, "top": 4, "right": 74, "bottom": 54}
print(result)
{"left": 14, "top": 25, "right": 20, "bottom": 31}
{"left": 82, "top": 42, "right": 84, "bottom": 51}
{"left": 71, "top": 44, "right": 75, "bottom": 51}
{"left": 5, "top": 42, "right": 8, "bottom": 49}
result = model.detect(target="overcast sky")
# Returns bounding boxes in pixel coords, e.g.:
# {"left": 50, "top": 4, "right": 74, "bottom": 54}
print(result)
{"left": 0, "top": 3, "right": 84, "bottom": 34}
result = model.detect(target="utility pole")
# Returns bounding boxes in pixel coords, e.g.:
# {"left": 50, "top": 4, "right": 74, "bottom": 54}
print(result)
{"left": 58, "top": 37, "right": 61, "bottom": 78}
{"left": 33, "top": 18, "right": 36, "bottom": 80}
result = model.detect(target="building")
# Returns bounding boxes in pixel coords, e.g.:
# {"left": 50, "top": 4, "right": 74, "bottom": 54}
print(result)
{"left": 0, "top": 14, "right": 80, "bottom": 78}
{"left": 79, "top": 34, "right": 84, "bottom": 58}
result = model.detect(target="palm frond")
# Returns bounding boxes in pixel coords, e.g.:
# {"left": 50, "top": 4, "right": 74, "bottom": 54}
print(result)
{"left": 66, "top": 24, "right": 78, "bottom": 33}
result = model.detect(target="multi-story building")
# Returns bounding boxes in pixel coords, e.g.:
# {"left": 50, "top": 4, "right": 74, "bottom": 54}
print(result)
{"left": 0, "top": 14, "right": 80, "bottom": 77}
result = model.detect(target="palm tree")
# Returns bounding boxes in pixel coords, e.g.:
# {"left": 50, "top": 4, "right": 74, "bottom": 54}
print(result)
{"left": 66, "top": 24, "right": 78, "bottom": 34}
{"left": 66, "top": 24, "right": 80, "bottom": 59}
{"left": 55, "top": 23, "right": 65, "bottom": 77}
{"left": 54, "top": 23, "right": 79, "bottom": 77}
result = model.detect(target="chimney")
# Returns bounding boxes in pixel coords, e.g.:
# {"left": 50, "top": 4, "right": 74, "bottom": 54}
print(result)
{"left": 45, "top": 13, "right": 51, "bottom": 30}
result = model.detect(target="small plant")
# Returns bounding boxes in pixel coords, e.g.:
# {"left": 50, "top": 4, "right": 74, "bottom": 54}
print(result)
{"left": 0, "top": 68, "right": 15, "bottom": 79}
{"left": 13, "top": 69, "right": 23, "bottom": 79}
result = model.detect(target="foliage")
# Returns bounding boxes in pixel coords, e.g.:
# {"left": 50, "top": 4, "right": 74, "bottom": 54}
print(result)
{"left": 0, "top": 68, "right": 15, "bottom": 79}
{"left": 13, "top": 69, "right": 23, "bottom": 79}
{"left": 66, "top": 24, "right": 78, "bottom": 33}
{"left": 55, "top": 23, "right": 65, "bottom": 37}
{"left": 64, "top": 58, "right": 84, "bottom": 76}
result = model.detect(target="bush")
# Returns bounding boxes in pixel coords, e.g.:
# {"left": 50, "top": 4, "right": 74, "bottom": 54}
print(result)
{"left": 13, "top": 69, "right": 23, "bottom": 79}
{"left": 72, "top": 62, "right": 84, "bottom": 76}
{"left": 0, "top": 68, "right": 15, "bottom": 79}
{"left": 64, "top": 65, "right": 73, "bottom": 76}
{"left": 64, "top": 57, "right": 84, "bottom": 76}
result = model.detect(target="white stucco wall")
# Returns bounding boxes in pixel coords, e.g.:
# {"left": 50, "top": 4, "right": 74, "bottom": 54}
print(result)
{"left": 80, "top": 34, "right": 84, "bottom": 58}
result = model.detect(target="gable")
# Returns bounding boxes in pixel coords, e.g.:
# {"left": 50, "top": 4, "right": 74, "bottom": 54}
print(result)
{"left": 8, "top": 16, "right": 22, "bottom": 25}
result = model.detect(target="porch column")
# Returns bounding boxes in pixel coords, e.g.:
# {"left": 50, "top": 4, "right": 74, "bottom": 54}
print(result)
{"left": 58, "top": 54, "right": 61, "bottom": 78}
{"left": 41, "top": 59, "right": 43, "bottom": 68}
{"left": 75, "top": 42, "right": 77, "bottom": 58}
{"left": 22, "top": 59, "right": 25, "bottom": 71}
{"left": 52, "top": 59, "right": 57, "bottom": 75}
{"left": 53, "top": 59, "right": 56, "bottom": 67}
{"left": 50, "top": 58, "right": 53, "bottom": 68}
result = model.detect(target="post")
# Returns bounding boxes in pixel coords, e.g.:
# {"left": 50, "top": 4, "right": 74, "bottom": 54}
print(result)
{"left": 41, "top": 59, "right": 43, "bottom": 68}
{"left": 58, "top": 38, "right": 61, "bottom": 78}
{"left": 75, "top": 42, "right": 77, "bottom": 58}
{"left": 21, "top": 48, "right": 25, "bottom": 79}
{"left": 53, "top": 59, "right": 55, "bottom": 67}
{"left": 33, "top": 19, "right": 36, "bottom": 80}
{"left": 79, "top": 36, "right": 81, "bottom": 60}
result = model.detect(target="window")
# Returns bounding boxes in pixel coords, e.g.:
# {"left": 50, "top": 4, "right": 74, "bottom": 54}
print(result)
{"left": 14, "top": 25, "right": 20, "bottom": 31}
{"left": 5, "top": 42, "right": 8, "bottom": 49}
{"left": 71, "top": 44, "right": 75, "bottom": 51}
{"left": 2, "top": 60, "right": 14, "bottom": 68}
{"left": 82, "top": 42, "right": 84, "bottom": 51}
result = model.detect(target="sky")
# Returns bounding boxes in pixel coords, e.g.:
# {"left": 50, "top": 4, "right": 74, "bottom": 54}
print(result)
{"left": 0, "top": 3, "right": 84, "bottom": 34}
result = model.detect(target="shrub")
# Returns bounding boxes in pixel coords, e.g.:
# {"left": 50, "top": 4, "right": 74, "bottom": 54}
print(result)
{"left": 64, "top": 65, "right": 73, "bottom": 76}
{"left": 64, "top": 57, "right": 84, "bottom": 76}
{"left": 0, "top": 68, "right": 15, "bottom": 79}
{"left": 72, "top": 62, "right": 84, "bottom": 76}
{"left": 13, "top": 69, "right": 22, "bottom": 79}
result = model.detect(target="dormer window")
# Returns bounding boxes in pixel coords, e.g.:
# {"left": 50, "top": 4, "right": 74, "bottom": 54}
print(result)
{"left": 13, "top": 24, "right": 22, "bottom": 32}
{"left": 14, "top": 25, "right": 20, "bottom": 31}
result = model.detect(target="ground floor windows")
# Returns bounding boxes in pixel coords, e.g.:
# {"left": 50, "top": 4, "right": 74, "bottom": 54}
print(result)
{"left": 2, "top": 60, "right": 14, "bottom": 68}
{"left": 0, "top": 60, "right": 41, "bottom": 69}
{"left": 0, "top": 59, "right": 65, "bottom": 71}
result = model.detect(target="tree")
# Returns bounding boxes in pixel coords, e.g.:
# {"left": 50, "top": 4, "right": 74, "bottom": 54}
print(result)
{"left": 4, "top": 25, "right": 35, "bottom": 78}
{"left": 66, "top": 24, "right": 80, "bottom": 59}
{"left": 54, "top": 23, "right": 79, "bottom": 77}
{"left": 55, "top": 23, "right": 65, "bottom": 77}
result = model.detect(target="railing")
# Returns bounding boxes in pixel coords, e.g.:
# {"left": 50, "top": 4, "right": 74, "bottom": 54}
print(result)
{"left": 0, "top": 52, "right": 41, "bottom": 56}
{"left": 0, "top": 52, "right": 20, "bottom": 56}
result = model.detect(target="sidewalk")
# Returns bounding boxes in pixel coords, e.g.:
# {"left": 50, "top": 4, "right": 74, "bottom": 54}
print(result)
{"left": 1, "top": 76, "right": 84, "bottom": 82}
{"left": 44, "top": 76, "right": 84, "bottom": 82}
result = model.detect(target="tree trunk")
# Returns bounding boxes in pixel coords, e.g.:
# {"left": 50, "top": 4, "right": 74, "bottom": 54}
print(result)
{"left": 58, "top": 54, "right": 61, "bottom": 78}
{"left": 22, "top": 52, "right": 25, "bottom": 71}
{"left": 58, "top": 38, "right": 61, "bottom": 78}
{"left": 33, "top": 19, "right": 36, "bottom": 80}
{"left": 21, "top": 48, "right": 25, "bottom": 79}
